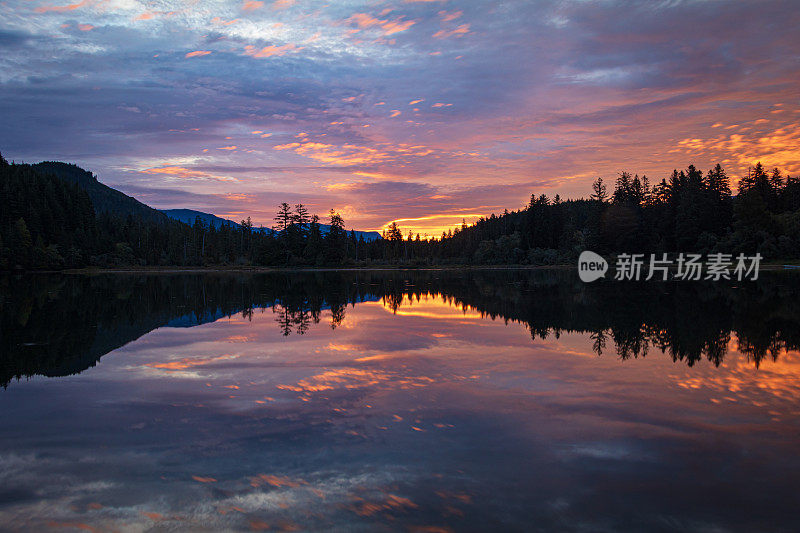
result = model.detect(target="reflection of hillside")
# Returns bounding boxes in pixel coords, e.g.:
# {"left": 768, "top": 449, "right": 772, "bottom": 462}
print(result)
{"left": 2, "top": 270, "right": 800, "bottom": 387}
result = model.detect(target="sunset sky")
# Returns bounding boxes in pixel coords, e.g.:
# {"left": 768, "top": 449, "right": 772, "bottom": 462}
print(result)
{"left": 1, "top": 0, "right": 799, "bottom": 235}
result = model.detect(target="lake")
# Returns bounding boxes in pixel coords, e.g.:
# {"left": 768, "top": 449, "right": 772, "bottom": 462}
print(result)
{"left": 1, "top": 270, "right": 799, "bottom": 532}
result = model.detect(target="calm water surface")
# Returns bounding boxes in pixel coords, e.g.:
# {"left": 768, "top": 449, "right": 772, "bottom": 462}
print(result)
{"left": 1, "top": 270, "right": 799, "bottom": 532}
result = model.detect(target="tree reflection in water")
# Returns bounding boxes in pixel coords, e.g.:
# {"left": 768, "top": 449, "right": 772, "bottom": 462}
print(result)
{"left": 3, "top": 269, "right": 799, "bottom": 387}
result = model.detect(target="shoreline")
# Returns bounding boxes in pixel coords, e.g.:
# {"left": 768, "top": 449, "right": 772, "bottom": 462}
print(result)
{"left": 2, "top": 262, "right": 798, "bottom": 275}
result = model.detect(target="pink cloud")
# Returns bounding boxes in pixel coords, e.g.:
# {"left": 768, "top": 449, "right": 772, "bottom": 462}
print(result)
{"left": 243, "top": 43, "right": 302, "bottom": 58}
{"left": 132, "top": 11, "right": 176, "bottom": 21}
{"left": 346, "top": 13, "right": 384, "bottom": 29}
{"left": 433, "top": 23, "right": 470, "bottom": 39}
{"left": 242, "top": 0, "right": 264, "bottom": 11}
{"left": 78, "top": 23, "right": 94, "bottom": 31}
{"left": 34, "top": 0, "right": 89, "bottom": 13}
{"left": 381, "top": 18, "right": 415, "bottom": 35}
{"left": 344, "top": 13, "right": 416, "bottom": 36}
{"left": 211, "top": 17, "right": 239, "bottom": 26}
{"left": 133, "top": 11, "right": 176, "bottom": 21}
{"left": 140, "top": 166, "right": 236, "bottom": 181}
{"left": 438, "top": 10, "right": 462, "bottom": 22}
{"left": 185, "top": 50, "right": 212, "bottom": 58}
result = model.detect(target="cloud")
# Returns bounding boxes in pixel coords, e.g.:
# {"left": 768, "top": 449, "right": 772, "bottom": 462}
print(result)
{"left": 439, "top": 10, "right": 462, "bottom": 22}
{"left": 432, "top": 24, "right": 470, "bottom": 39}
{"left": 140, "top": 166, "right": 237, "bottom": 181}
{"left": 343, "top": 13, "right": 416, "bottom": 36}
{"left": 274, "top": 141, "right": 393, "bottom": 166}
{"left": 7, "top": 0, "right": 800, "bottom": 233}
{"left": 380, "top": 19, "right": 416, "bottom": 35}
{"left": 185, "top": 50, "right": 212, "bottom": 58}
{"left": 34, "top": 0, "right": 89, "bottom": 13}
{"left": 242, "top": 0, "right": 264, "bottom": 11}
{"left": 211, "top": 17, "right": 239, "bottom": 26}
{"left": 243, "top": 43, "right": 301, "bottom": 58}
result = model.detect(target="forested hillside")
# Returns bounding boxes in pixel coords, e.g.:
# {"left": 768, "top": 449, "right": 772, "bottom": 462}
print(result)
{"left": 437, "top": 163, "right": 800, "bottom": 264}
{"left": 1, "top": 153, "right": 798, "bottom": 269}
{"left": 32, "top": 161, "right": 168, "bottom": 224}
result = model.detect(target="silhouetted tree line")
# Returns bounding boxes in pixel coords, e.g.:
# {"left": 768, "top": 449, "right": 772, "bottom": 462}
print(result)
{"left": 2, "top": 153, "right": 799, "bottom": 269}
{"left": 3, "top": 270, "right": 799, "bottom": 387}
{"left": 431, "top": 162, "right": 800, "bottom": 264}
{"left": 0, "top": 155, "right": 370, "bottom": 269}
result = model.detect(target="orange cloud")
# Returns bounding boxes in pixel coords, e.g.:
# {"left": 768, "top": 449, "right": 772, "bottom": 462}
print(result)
{"left": 390, "top": 110, "right": 401, "bottom": 117}
{"left": 348, "top": 494, "right": 418, "bottom": 517}
{"left": 409, "top": 99, "right": 424, "bottom": 105}
{"left": 243, "top": 43, "right": 302, "bottom": 58}
{"left": 344, "top": 13, "right": 416, "bottom": 35}
{"left": 146, "top": 354, "right": 237, "bottom": 371}
{"left": 211, "top": 17, "right": 239, "bottom": 25}
{"left": 273, "top": 141, "right": 393, "bottom": 166}
{"left": 185, "top": 50, "right": 212, "bottom": 58}
{"left": 250, "top": 474, "right": 304, "bottom": 488}
{"left": 272, "top": 0, "right": 294, "bottom": 9}
{"left": 34, "top": 0, "right": 89, "bottom": 13}
{"left": 439, "top": 10, "right": 462, "bottom": 22}
{"left": 242, "top": 0, "right": 263, "bottom": 11}
{"left": 78, "top": 23, "right": 93, "bottom": 31}
{"left": 381, "top": 18, "right": 416, "bottom": 35}
{"left": 346, "top": 13, "right": 384, "bottom": 29}
{"left": 433, "top": 23, "right": 470, "bottom": 39}
{"left": 218, "top": 145, "right": 237, "bottom": 150}
{"left": 140, "top": 166, "right": 236, "bottom": 181}
{"left": 671, "top": 121, "right": 800, "bottom": 177}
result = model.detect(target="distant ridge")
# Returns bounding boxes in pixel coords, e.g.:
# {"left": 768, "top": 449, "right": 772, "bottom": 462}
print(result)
{"left": 160, "top": 208, "right": 251, "bottom": 231}
{"left": 161, "top": 208, "right": 382, "bottom": 241}
{"left": 29, "top": 161, "right": 381, "bottom": 240}
{"left": 32, "top": 161, "right": 168, "bottom": 224}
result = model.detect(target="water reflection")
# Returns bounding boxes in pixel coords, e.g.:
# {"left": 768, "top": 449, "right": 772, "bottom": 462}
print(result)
{"left": 3, "top": 270, "right": 800, "bottom": 387}
{"left": 1, "top": 270, "right": 800, "bottom": 531}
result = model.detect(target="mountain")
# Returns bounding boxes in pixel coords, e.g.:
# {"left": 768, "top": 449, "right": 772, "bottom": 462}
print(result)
{"left": 160, "top": 209, "right": 252, "bottom": 230}
{"left": 161, "top": 208, "right": 382, "bottom": 241}
{"left": 30, "top": 161, "right": 381, "bottom": 241}
{"left": 32, "top": 162, "right": 168, "bottom": 224}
